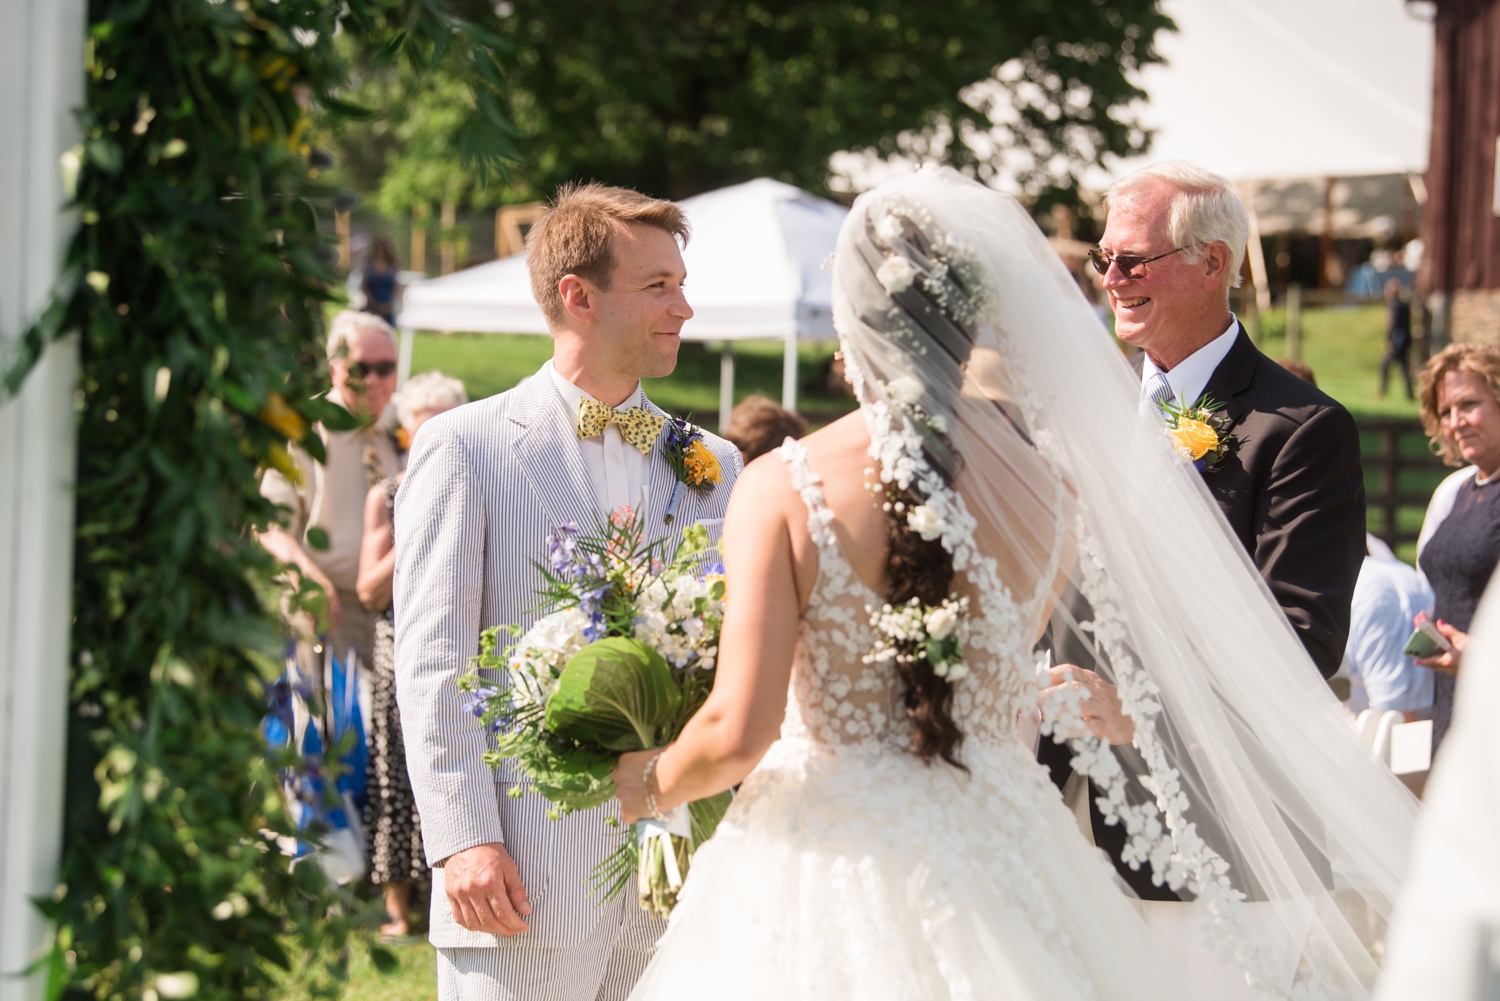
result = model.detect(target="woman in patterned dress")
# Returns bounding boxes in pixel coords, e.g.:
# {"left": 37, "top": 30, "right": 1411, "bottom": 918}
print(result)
{"left": 357, "top": 371, "right": 467, "bottom": 937}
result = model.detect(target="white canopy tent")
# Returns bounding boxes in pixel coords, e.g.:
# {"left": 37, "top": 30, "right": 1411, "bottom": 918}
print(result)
{"left": 831, "top": 0, "right": 1431, "bottom": 189}
{"left": 397, "top": 177, "right": 849, "bottom": 420}
{"left": 1100, "top": 0, "right": 1432, "bottom": 183}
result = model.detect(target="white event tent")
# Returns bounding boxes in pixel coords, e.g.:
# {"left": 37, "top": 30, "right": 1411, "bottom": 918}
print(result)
{"left": 1099, "top": 0, "right": 1432, "bottom": 183}
{"left": 397, "top": 177, "right": 849, "bottom": 420}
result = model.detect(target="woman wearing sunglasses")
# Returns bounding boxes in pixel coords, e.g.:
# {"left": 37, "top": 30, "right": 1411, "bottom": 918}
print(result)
{"left": 257, "top": 309, "right": 403, "bottom": 673}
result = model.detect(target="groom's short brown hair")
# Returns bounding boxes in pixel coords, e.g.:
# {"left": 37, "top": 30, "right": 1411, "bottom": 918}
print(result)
{"left": 527, "top": 182, "right": 690, "bottom": 327}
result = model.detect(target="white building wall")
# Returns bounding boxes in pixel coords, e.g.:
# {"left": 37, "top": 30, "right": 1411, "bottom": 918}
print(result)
{"left": 0, "top": 1, "right": 84, "bottom": 997}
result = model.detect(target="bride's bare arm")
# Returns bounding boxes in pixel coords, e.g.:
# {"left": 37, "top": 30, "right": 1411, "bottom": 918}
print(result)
{"left": 614, "top": 458, "right": 805, "bottom": 822}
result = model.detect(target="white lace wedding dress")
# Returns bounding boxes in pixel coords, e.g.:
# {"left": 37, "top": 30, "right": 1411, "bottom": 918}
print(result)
{"left": 629, "top": 441, "right": 1185, "bottom": 1001}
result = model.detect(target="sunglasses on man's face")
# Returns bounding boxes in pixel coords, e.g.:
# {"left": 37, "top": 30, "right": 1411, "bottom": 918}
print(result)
{"left": 347, "top": 359, "right": 397, "bottom": 380}
{"left": 1087, "top": 246, "right": 1185, "bottom": 279}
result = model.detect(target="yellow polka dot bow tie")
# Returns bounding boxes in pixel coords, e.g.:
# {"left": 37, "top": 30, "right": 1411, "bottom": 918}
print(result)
{"left": 576, "top": 398, "right": 667, "bottom": 454}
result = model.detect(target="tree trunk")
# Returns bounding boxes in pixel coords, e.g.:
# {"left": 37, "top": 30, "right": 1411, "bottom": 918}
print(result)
{"left": 440, "top": 200, "right": 457, "bottom": 275}
{"left": 410, "top": 204, "right": 428, "bottom": 277}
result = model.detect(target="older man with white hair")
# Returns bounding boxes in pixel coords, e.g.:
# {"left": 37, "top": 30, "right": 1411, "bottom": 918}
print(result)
{"left": 259, "top": 309, "right": 403, "bottom": 669}
{"left": 1042, "top": 161, "right": 1367, "bottom": 901}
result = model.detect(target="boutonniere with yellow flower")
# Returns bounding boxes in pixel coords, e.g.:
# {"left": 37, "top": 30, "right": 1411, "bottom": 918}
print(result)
{"left": 1158, "top": 393, "right": 1233, "bottom": 473}
{"left": 661, "top": 417, "right": 723, "bottom": 523}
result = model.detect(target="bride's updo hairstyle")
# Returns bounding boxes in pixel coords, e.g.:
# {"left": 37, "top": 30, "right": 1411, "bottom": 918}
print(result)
{"left": 842, "top": 195, "right": 983, "bottom": 769}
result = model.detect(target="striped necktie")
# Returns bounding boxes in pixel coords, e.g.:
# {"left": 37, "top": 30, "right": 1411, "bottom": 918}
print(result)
{"left": 1140, "top": 372, "right": 1175, "bottom": 421}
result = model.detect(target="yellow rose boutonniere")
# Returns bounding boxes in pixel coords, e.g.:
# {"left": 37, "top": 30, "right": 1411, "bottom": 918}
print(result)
{"left": 1158, "top": 394, "right": 1233, "bottom": 472}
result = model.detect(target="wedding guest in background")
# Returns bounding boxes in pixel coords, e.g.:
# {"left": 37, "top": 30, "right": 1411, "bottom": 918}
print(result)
{"left": 1411, "top": 343, "right": 1500, "bottom": 749}
{"left": 1343, "top": 533, "right": 1435, "bottom": 718}
{"left": 357, "top": 370, "right": 469, "bottom": 939}
{"left": 1272, "top": 360, "right": 1431, "bottom": 716}
{"left": 1276, "top": 357, "right": 1317, "bottom": 386}
{"left": 723, "top": 394, "right": 807, "bottom": 463}
{"left": 362, "top": 237, "right": 401, "bottom": 324}
{"left": 1380, "top": 278, "right": 1415, "bottom": 400}
{"left": 257, "top": 310, "right": 401, "bottom": 669}
{"left": 1042, "top": 160, "right": 1366, "bottom": 900}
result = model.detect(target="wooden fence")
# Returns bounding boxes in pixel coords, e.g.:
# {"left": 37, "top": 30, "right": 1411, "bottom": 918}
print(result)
{"left": 1358, "top": 417, "right": 1448, "bottom": 553}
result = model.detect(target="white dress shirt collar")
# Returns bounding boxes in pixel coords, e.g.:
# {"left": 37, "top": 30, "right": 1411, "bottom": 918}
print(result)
{"left": 1140, "top": 315, "right": 1241, "bottom": 407}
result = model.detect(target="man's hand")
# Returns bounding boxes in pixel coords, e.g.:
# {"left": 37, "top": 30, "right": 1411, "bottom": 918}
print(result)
{"left": 1036, "top": 665, "right": 1135, "bottom": 745}
{"left": 1415, "top": 619, "right": 1468, "bottom": 677}
{"left": 443, "top": 842, "right": 531, "bottom": 936}
{"left": 257, "top": 526, "right": 344, "bottom": 629}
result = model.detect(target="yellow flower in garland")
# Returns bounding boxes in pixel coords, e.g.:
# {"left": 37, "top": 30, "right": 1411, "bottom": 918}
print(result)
{"left": 1171, "top": 418, "right": 1219, "bottom": 462}
{"left": 684, "top": 439, "right": 723, "bottom": 487}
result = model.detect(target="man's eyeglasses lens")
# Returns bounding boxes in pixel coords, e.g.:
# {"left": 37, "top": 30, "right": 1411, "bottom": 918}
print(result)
{"left": 349, "top": 360, "right": 397, "bottom": 379}
{"left": 1088, "top": 247, "right": 1183, "bottom": 278}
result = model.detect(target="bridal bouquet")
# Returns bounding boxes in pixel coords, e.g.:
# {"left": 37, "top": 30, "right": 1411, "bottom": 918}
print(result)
{"left": 459, "top": 509, "right": 732, "bottom": 917}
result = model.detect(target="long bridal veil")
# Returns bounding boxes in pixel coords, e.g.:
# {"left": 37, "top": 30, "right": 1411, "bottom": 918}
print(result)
{"left": 1375, "top": 575, "right": 1500, "bottom": 1000}
{"left": 834, "top": 167, "right": 1417, "bottom": 999}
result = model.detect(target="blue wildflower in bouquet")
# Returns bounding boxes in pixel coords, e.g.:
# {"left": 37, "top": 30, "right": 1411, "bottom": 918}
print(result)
{"left": 459, "top": 507, "right": 730, "bottom": 917}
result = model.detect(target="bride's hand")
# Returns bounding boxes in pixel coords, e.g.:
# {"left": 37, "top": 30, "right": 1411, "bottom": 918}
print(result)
{"left": 614, "top": 748, "right": 664, "bottom": 825}
{"left": 1036, "top": 665, "right": 1135, "bottom": 745}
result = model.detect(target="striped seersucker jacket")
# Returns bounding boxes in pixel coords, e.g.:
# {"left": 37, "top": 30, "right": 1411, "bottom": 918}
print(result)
{"left": 393, "top": 366, "right": 741, "bottom": 961}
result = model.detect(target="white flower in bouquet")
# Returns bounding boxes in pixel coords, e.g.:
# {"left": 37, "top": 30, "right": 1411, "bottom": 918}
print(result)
{"left": 886, "top": 375, "right": 924, "bottom": 406}
{"left": 876, "top": 254, "right": 919, "bottom": 294}
{"left": 529, "top": 606, "right": 590, "bottom": 655}
{"left": 669, "top": 574, "right": 707, "bottom": 618}
{"left": 509, "top": 607, "right": 590, "bottom": 706}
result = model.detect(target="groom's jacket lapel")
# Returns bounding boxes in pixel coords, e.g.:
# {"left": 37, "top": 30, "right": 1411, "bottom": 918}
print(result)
{"left": 641, "top": 400, "right": 679, "bottom": 534}
{"left": 507, "top": 372, "right": 598, "bottom": 532}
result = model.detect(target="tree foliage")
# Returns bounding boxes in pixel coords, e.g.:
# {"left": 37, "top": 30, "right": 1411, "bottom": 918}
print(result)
{"left": 481, "top": 0, "right": 1173, "bottom": 200}
{"left": 3, "top": 1, "right": 516, "bottom": 998}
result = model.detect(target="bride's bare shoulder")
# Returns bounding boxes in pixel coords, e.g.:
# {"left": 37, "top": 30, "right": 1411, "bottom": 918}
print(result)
{"left": 729, "top": 412, "right": 867, "bottom": 508}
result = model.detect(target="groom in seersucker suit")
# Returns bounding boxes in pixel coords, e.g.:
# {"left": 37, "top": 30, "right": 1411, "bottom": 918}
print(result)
{"left": 394, "top": 183, "right": 741, "bottom": 1000}
{"left": 1040, "top": 161, "right": 1366, "bottom": 900}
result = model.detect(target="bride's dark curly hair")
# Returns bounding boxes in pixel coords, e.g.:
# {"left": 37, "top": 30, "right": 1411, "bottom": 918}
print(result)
{"left": 883, "top": 479, "right": 967, "bottom": 770}
{"left": 857, "top": 208, "right": 982, "bottom": 771}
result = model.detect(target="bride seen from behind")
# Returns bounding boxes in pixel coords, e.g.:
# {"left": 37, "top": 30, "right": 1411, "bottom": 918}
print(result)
{"left": 613, "top": 167, "right": 1418, "bottom": 1000}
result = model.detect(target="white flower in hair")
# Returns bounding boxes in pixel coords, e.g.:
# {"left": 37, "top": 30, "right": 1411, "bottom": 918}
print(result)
{"left": 924, "top": 604, "right": 959, "bottom": 641}
{"left": 906, "top": 504, "right": 945, "bottom": 541}
{"left": 876, "top": 254, "right": 918, "bottom": 294}
{"left": 875, "top": 212, "right": 905, "bottom": 244}
{"left": 887, "top": 376, "right": 924, "bottom": 405}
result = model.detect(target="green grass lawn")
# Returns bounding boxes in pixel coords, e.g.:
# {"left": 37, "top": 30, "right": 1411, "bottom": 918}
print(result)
{"left": 1248, "top": 303, "right": 1419, "bottom": 421}
{"left": 274, "top": 939, "right": 436, "bottom": 1001}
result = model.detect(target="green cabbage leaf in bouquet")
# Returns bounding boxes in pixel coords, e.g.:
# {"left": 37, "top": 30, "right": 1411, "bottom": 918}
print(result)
{"left": 459, "top": 509, "right": 731, "bottom": 917}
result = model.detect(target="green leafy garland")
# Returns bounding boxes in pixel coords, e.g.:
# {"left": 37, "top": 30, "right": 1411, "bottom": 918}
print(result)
{"left": 3, "top": 2, "right": 516, "bottom": 998}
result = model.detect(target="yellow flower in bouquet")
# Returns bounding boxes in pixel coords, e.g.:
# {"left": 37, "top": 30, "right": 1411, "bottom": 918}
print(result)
{"left": 683, "top": 439, "right": 723, "bottom": 487}
{"left": 1170, "top": 418, "right": 1220, "bottom": 461}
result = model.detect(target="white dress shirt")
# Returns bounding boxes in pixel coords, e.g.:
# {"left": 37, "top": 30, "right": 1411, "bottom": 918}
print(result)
{"left": 548, "top": 361, "right": 648, "bottom": 516}
{"left": 1343, "top": 543, "right": 1435, "bottom": 714}
{"left": 1139, "top": 315, "right": 1240, "bottom": 408}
